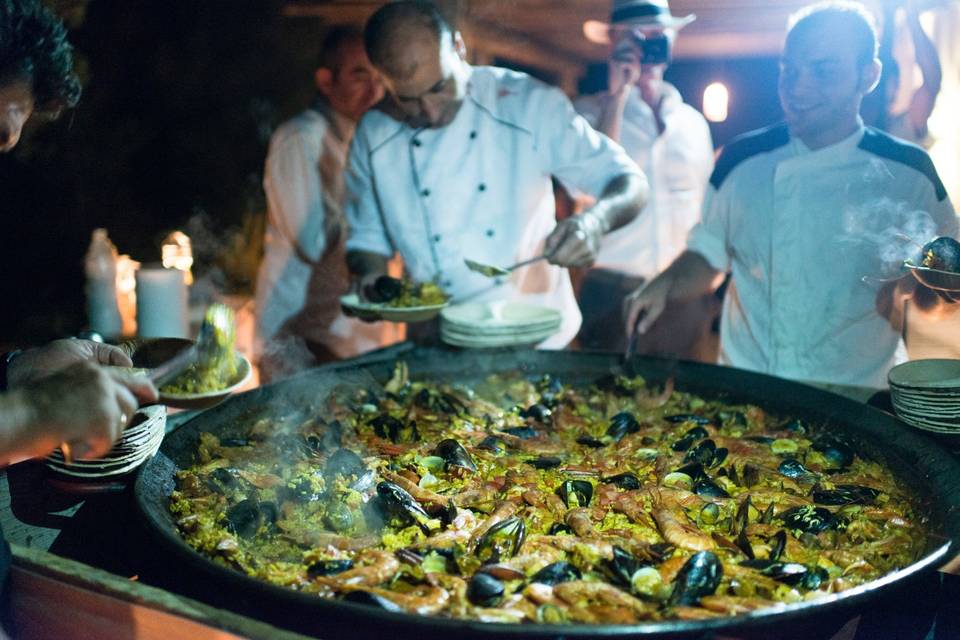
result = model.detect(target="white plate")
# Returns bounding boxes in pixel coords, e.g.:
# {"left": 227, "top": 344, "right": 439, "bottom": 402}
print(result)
{"left": 888, "top": 359, "right": 960, "bottom": 390}
{"left": 441, "top": 329, "right": 559, "bottom": 348}
{"left": 339, "top": 293, "right": 448, "bottom": 323}
{"left": 441, "top": 301, "right": 561, "bottom": 330}
{"left": 158, "top": 354, "right": 253, "bottom": 410}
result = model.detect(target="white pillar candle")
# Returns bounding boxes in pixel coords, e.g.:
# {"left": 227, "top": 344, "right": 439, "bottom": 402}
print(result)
{"left": 136, "top": 265, "right": 188, "bottom": 338}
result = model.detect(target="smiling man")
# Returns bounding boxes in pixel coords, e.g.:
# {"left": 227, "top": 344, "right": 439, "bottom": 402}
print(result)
{"left": 623, "top": 1, "right": 958, "bottom": 388}
{"left": 345, "top": 1, "right": 648, "bottom": 347}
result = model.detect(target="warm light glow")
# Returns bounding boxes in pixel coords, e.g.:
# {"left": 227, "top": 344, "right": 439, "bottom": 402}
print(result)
{"left": 161, "top": 230, "right": 194, "bottom": 285}
{"left": 703, "top": 82, "right": 729, "bottom": 123}
{"left": 116, "top": 255, "right": 140, "bottom": 336}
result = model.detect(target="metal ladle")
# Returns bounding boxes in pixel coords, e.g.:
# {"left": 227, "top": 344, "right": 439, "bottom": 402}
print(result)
{"left": 464, "top": 254, "right": 549, "bottom": 278}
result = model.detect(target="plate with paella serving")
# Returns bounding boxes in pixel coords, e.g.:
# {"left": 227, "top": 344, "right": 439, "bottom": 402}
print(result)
{"left": 138, "top": 351, "right": 956, "bottom": 638}
{"left": 341, "top": 276, "right": 450, "bottom": 323}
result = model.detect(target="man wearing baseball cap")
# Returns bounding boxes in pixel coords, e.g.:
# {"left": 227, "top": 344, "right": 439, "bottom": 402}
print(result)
{"left": 575, "top": 0, "right": 717, "bottom": 357}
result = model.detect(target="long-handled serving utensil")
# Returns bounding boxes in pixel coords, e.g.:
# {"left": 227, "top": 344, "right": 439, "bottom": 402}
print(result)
{"left": 464, "top": 254, "right": 549, "bottom": 278}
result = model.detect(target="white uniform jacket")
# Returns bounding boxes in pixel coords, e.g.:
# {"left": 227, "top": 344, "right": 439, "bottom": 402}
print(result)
{"left": 255, "top": 106, "right": 395, "bottom": 360}
{"left": 575, "top": 83, "right": 714, "bottom": 279}
{"left": 345, "top": 66, "right": 643, "bottom": 347}
{"left": 687, "top": 123, "right": 958, "bottom": 388}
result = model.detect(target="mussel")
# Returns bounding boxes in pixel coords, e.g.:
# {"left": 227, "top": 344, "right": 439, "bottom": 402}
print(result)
{"left": 206, "top": 467, "right": 246, "bottom": 495}
{"left": 324, "top": 448, "right": 367, "bottom": 482}
{"left": 368, "top": 414, "right": 419, "bottom": 443}
{"left": 376, "top": 481, "right": 435, "bottom": 533}
{"left": 601, "top": 472, "right": 641, "bottom": 490}
{"left": 778, "top": 505, "right": 843, "bottom": 534}
{"left": 433, "top": 439, "right": 477, "bottom": 474}
{"left": 669, "top": 551, "right": 723, "bottom": 606}
{"left": 693, "top": 478, "right": 730, "bottom": 498}
{"left": 537, "top": 375, "right": 565, "bottom": 406}
{"left": 413, "top": 388, "right": 465, "bottom": 415}
{"left": 671, "top": 426, "right": 710, "bottom": 452}
{"left": 548, "top": 523, "right": 573, "bottom": 535}
{"left": 576, "top": 436, "right": 605, "bottom": 448}
{"left": 225, "top": 498, "right": 263, "bottom": 539}
{"left": 603, "top": 546, "right": 646, "bottom": 590}
{"left": 665, "top": 414, "right": 713, "bottom": 425}
{"left": 478, "top": 436, "right": 505, "bottom": 454}
{"left": 502, "top": 425, "right": 537, "bottom": 439}
{"left": 324, "top": 502, "right": 356, "bottom": 533}
{"left": 364, "top": 275, "right": 404, "bottom": 303}
{"left": 921, "top": 236, "right": 960, "bottom": 272}
{"left": 556, "top": 480, "right": 593, "bottom": 508}
{"left": 467, "top": 573, "right": 505, "bottom": 607}
{"left": 520, "top": 403, "right": 552, "bottom": 423}
{"left": 306, "top": 558, "right": 354, "bottom": 577}
{"left": 605, "top": 411, "right": 640, "bottom": 442}
{"left": 769, "top": 529, "right": 787, "bottom": 562}
{"left": 812, "top": 484, "right": 879, "bottom": 506}
{"left": 674, "top": 462, "right": 708, "bottom": 483}
{"left": 595, "top": 374, "right": 634, "bottom": 397}
{"left": 525, "top": 456, "right": 562, "bottom": 470}
{"left": 531, "top": 561, "right": 582, "bottom": 586}
{"left": 684, "top": 439, "right": 717, "bottom": 466}
{"left": 740, "top": 559, "right": 829, "bottom": 590}
{"left": 475, "top": 517, "right": 526, "bottom": 564}
{"left": 778, "top": 458, "right": 815, "bottom": 479}
{"left": 812, "top": 435, "right": 855, "bottom": 469}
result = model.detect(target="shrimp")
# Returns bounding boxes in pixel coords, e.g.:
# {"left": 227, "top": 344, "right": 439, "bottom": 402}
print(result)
{"left": 648, "top": 488, "right": 716, "bottom": 552}
{"left": 699, "top": 595, "right": 777, "bottom": 615}
{"left": 315, "top": 550, "right": 399, "bottom": 589}
{"left": 380, "top": 470, "right": 450, "bottom": 509}
{"left": 468, "top": 500, "right": 518, "bottom": 551}
{"left": 553, "top": 581, "right": 655, "bottom": 617}
{"left": 565, "top": 508, "right": 597, "bottom": 538}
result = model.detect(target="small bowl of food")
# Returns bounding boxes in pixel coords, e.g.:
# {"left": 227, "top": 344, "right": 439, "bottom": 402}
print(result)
{"left": 905, "top": 236, "right": 960, "bottom": 294}
{"left": 126, "top": 337, "right": 252, "bottom": 410}
{"left": 341, "top": 276, "right": 450, "bottom": 322}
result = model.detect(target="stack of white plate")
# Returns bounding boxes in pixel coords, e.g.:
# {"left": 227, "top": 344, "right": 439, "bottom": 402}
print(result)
{"left": 440, "top": 301, "right": 562, "bottom": 348}
{"left": 45, "top": 404, "right": 166, "bottom": 479}
{"left": 888, "top": 359, "right": 960, "bottom": 435}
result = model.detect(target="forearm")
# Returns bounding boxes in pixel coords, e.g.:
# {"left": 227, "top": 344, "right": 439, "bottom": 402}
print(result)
{"left": 587, "top": 172, "right": 649, "bottom": 234}
{"left": 597, "top": 93, "right": 629, "bottom": 143}
{"left": 346, "top": 250, "right": 390, "bottom": 279}
{"left": 661, "top": 251, "right": 723, "bottom": 301}
{"left": 908, "top": 11, "right": 941, "bottom": 93}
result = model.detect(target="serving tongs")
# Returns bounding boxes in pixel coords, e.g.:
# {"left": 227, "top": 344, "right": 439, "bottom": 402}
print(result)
{"left": 464, "top": 254, "right": 549, "bottom": 278}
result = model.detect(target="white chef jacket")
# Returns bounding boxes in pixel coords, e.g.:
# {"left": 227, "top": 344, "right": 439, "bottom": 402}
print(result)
{"left": 575, "top": 83, "right": 714, "bottom": 279}
{"left": 255, "top": 105, "right": 396, "bottom": 360}
{"left": 345, "top": 66, "right": 643, "bottom": 347}
{"left": 688, "top": 123, "right": 958, "bottom": 388}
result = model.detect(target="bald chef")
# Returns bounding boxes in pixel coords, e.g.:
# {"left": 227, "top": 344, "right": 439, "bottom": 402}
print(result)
{"left": 344, "top": 0, "right": 648, "bottom": 347}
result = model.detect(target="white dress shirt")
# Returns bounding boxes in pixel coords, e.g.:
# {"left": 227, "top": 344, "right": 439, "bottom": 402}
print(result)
{"left": 345, "top": 66, "right": 642, "bottom": 347}
{"left": 255, "top": 105, "right": 396, "bottom": 360}
{"left": 688, "top": 123, "right": 958, "bottom": 388}
{"left": 575, "top": 83, "right": 714, "bottom": 279}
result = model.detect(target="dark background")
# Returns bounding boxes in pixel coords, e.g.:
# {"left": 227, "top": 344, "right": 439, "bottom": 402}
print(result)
{"left": 0, "top": 0, "right": 783, "bottom": 345}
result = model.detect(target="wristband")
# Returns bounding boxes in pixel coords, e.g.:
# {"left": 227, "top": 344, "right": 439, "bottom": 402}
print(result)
{"left": 0, "top": 350, "right": 22, "bottom": 392}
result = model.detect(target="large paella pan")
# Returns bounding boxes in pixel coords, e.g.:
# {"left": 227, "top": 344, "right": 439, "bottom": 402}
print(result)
{"left": 135, "top": 347, "right": 960, "bottom": 639}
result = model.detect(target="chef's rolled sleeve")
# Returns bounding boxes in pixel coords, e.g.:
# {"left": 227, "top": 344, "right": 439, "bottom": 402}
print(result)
{"left": 686, "top": 185, "right": 732, "bottom": 273}
{"left": 535, "top": 86, "right": 641, "bottom": 199}
{"left": 345, "top": 128, "right": 395, "bottom": 257}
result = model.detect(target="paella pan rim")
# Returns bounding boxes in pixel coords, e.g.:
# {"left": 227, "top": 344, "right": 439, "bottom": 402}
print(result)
{"left": 134, "top": 347, "right": 960, "bottom": 638}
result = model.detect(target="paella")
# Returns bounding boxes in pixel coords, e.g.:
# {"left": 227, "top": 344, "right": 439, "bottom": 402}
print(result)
{"left": 168, "top": 364, "right": 926, "bottom": 624}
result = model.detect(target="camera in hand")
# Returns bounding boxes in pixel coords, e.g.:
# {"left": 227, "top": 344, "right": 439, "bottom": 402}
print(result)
{"left": 635, "top": 34, "right": 670, "bottom": 64}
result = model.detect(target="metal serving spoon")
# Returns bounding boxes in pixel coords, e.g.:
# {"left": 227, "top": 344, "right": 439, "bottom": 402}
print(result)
{"left": 464, "top": 254, "right": 548, "bottom": 279}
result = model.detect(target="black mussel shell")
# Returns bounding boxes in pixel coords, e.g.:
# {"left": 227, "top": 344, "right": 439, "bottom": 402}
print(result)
{"left": 531, "top": 561, "right": 582, "bottom": 586}
{"left": 520, "top": 403, "right": 552, "bottom": 423}
{"left": 467, "top": 573, "right": 505, "bottom": 606}
{"left": 784, "top": 419, "right": 806, "bottom": 434}
{"left": 225, "top": 498, "right": 262, "bottom": 539}
{"left": 414, "top": 388, "right": 464, "bottom": 415}
{"left": 476, "top": 517, "right": 526, "bottom": 564}
{"left": 716, "top": 411, "right": 747, "bottom": 427}
{"left": 368, "top": 414, "right": 418, "bottom": 443}
{"left": 812, "top": 484, "right": 879, "bottom": 506}
{"left": 740, "top": 560, "right": 828, "bottom": 590}
{"left": 606, "top": 411, "right": 640, "bottom": 442}
{"left": 366, "top": 275, "right": 404, "bottom": 303}
{"left": 576, "top": 436, "right": 605, "bottom": 448}
{"left": 376, "top": 481, "right": 431, "bottom": 531}
{"left": 684, "top": 439, "right": 717, "bottom": 465}
{"left": 674, "top": 462, "right": 708, "bottom": 483}
{"left": 601, "top": 473, "right": 641, "bottom": 490}
{"left": 548, "top": 523, "right": 573, "bottom": 535}
{"left": 693, "top": 478, "right": 730, "bottom": 498}
{"left": 344, "top": 590, "right": 404, "bottom": 612}
{"left": 744, "top": 435, "right": 775, "bottom": 444}
{"left": 556, "top": 480, "right": 593, "bottom": 508}
{"left": 778, "top": 458, "right": 813, "bottom": 479}
{"left": 669, "top": 551, "right": 723, "bottom": 606}
{"left": 760, "top": 502, "right": 776, "bottom": 525}
{"left": 324, "top": 448, "right": 367, "bottom": 481}
{"left": 666, "top": 415, "right": 713, "bottom": 425}
{"left": 478, "top": 436, "right": 505, "bottom": 454}
{"left": 595, "top": 374, "right": 633, "bottom": 397}
{"left": 921, "top": 236, "right": 960, "bottom": 272}
{"left": 434, "top": 439, "right": 477, "bottom": 473}
{"left": 324, "top": 502, "right": 355, "bottom": 533}
{"left": 502, "top": 425, "right": 537, "bottom": 439}
{"left": 711, "top": 448, "right": 729, "bottom": 467}
{"left": 812, "top": 435, "right": 855, "bottom": 469}
{"left": 207, "top": 467, "right": 244, "bottom": 494}
{"left": 538, "top": 375, "right": 564, "bottom": 405}
{"left": 778, "top": 506, "right": 842, "bottom": 534}
{"left": 769, "top": 530, "right": 787, "bottom": 562}
{"left": 671, "top": 426, "right": 710, "bottom": 452}
{"left": 603, "top": 546, "right": 644, "bottom": 589}
{"left": 307, "top": 558, "right": 354, "bottom": 577}
{"left": 526, "top": 456, "right": 562, "bottom": 469}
